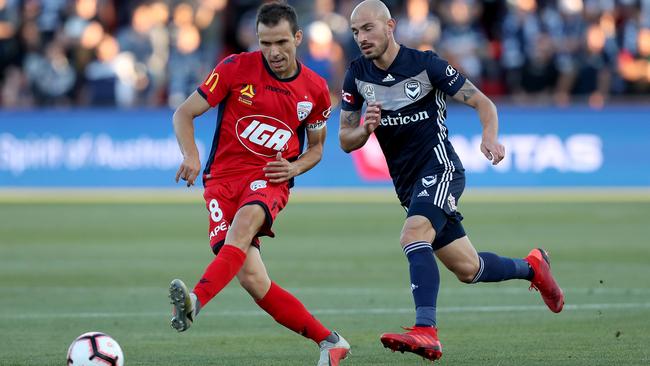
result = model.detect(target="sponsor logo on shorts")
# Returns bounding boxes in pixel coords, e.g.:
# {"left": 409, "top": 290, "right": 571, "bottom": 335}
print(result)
{"left": 447, "top": 194, "right": 457, "bottom": 211}
{"left": 417, "top": 189, "right": 429, "bottom": 198}
{"left": 209, "top": 221, "right": 229, "bottom": 240}
{"left": 250, "top": 180, "right": 267, "bottom": 191}
{"left": 421, "top": 175, "right": 437, "bottom": 188}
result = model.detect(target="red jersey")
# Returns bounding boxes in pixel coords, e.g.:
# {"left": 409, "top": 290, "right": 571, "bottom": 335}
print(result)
{"left": 197, "top": 51, "right": 331, "bottom": 182}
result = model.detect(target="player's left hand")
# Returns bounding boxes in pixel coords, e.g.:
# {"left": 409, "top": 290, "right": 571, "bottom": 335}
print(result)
{"left": 175, "top": 154, "right": 201, "bottom": 187}
{"left": 480, "top": 138, "right": 505, "bottom": 165}
{"left": 263, "top": 152, "right": 298, "bottom": 183}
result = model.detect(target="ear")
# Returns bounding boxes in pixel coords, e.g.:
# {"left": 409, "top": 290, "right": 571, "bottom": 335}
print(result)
{"left": 387, "top": 18, "right": 396, "bottom": 33}
{"left": 294, "top": 29, "right": 303, "bottom": 46}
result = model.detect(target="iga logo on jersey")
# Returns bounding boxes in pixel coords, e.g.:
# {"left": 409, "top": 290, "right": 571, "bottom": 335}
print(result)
{"left": 297, "top": 101, "right": 313, "bottom": 121}
{"left": 250, "top": 180, "right": 267, "bottom": 191}
{"left": 236, "top": 115, "right": 295, "bottom": 157}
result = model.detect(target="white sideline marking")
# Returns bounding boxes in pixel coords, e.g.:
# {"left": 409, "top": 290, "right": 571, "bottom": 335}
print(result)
{"left": 3, "top": 302, "right": 649, "bottom": 320}
{"left": 3, "top": 286, "right": 650, "bottom": 296}
{"left": 0, "top": 188, "right": 649, "bottom": 204}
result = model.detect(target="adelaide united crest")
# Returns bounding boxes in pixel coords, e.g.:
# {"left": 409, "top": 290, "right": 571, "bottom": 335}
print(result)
{"left": 297, "top": 101, "right": 313, "bottom": 121}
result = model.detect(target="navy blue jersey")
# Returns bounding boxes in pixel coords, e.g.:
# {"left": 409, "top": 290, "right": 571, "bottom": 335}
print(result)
{"left": 341, "top": 46, "right": 467, "bottom": 205}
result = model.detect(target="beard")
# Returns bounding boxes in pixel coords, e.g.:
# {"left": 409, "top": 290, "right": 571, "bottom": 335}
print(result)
{"left": 362, "top": 36, "right": 389, "bottom": 60}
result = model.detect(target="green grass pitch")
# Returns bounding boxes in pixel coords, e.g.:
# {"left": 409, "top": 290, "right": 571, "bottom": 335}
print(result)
{"left": 1, "top": 189, "right": 649, "bottom": 365}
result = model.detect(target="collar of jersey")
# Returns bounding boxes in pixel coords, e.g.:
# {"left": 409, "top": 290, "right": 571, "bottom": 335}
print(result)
{"left": 370, "top": 44, "right": 404, "bottom": 74}
{"left": 261, "top": 52, "right": 302, "bottom": 82}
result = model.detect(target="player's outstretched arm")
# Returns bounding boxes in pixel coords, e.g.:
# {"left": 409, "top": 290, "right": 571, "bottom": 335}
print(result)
{"left": 264, "top": 127, "right": 326, "bottom": 183}
{"left": 339, "top": 102, "right": 381, "bottom": 153}
{"left": 452, "top": 79, "right": 505, "bottom": 165}
{"left": 173, "top": 91, "right": 211, "bottom": 186}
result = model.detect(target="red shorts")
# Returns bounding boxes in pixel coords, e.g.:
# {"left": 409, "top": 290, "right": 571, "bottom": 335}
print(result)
{"left": 203, "top": 171, "right": 289, "bottom": 254}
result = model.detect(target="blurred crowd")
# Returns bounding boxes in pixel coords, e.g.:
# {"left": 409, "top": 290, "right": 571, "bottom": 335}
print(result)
{"left": 0, "top": 0, "right": 649, "bottom": 109}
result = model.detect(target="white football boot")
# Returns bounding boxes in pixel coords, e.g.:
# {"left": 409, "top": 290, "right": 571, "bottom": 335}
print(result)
{"left": 169, "top": 279, "right": 197, "bottom": 332}
{"left": 317, "top": 331, "right": 350, "bottom": 366}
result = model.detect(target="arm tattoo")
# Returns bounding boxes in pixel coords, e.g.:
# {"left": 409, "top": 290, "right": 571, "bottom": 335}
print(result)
{"left": 341, "top": 110, "right": 361, "bottom": 128}
{"left": 459, "top": 80, "right": 478, "bottom": 103}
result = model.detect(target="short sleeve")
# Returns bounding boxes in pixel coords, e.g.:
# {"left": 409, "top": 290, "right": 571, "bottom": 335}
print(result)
{"left": 340, "top": 68, "right": 364, "bottom": 111}
{"left": 425, "top": 52, "right": 466, "bottom": 96}
{"left": 197, "top": 55, "right": 238, "bottom": 107}
{"left": 305, "top": 79, "right": 331, "bottom": 131}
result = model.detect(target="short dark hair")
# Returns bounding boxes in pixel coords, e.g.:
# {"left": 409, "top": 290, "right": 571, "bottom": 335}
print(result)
{"left": 256, "top": 2, "right": 299, "bottom": 35}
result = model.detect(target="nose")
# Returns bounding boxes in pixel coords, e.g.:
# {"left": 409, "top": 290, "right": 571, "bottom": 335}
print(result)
{"left": 269, "top": 45, "right": 281, "bottom": 58}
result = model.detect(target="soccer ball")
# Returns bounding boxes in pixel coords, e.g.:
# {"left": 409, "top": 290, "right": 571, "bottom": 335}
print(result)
{"left": 67, "top": 332, "right": 124, "bottom": 366}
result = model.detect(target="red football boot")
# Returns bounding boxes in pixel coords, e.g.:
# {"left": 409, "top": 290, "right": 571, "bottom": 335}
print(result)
{"left": 380, "top": 326, "right": 442, "bottom": 361}
{"left": 525, "top": 248, "right": 565, "bottom": 313}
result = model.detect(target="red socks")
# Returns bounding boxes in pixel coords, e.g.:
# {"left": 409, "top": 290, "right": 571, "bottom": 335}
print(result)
{"left": 192, "top": 246, "right": 330, "bottom": 344}
{"left": 193, "top": 244, "right": 246, "bottom": 307}
{"left": 256, "top": 281, "right": 331, "bottom": 344}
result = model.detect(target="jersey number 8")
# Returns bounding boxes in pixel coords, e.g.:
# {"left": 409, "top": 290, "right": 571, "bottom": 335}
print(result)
{"left": 209, "top": 199, "right": 223, "bottom": 222}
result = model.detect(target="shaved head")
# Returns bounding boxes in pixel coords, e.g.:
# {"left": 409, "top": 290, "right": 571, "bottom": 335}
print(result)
{"left": 351, "top": 0, "right": 392, "bottom": 22}
{"left": 349, "top": 0, "right": 397, "bottom": 63}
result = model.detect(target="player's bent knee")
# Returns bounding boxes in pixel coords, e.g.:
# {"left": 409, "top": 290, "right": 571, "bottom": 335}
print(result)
{"left": 399, "top": 227, "right": 435, "bottom": 247}
{"left": 400, "top": 219, "right": 435, "bottom": 247}
{"left": 237, "top": 271, "right": 260, "bottom": 291}
{"left": 457, "top": 272, "right": 475, "bottom": 284}
{"left": 237, "top": 271, "right": 269, "bottom": 299}
{"left": 454, "top": 262, "right": 480, "bottom": 283}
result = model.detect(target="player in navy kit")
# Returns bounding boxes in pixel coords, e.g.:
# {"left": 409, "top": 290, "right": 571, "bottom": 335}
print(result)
{"left": 339, "top": 0, "right": 564, "bottom": 361}
{"left": 169, "top": 3, "right": 349, "bottom": 365}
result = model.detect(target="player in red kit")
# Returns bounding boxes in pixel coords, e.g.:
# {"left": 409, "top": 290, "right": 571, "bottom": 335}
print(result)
{"left": 168, "top": 3, "right": 349, "bottom": 365}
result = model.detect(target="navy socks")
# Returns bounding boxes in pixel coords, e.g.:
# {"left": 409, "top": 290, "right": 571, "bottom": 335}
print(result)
{"left": 403, "top": 244, "right": 533, "bottom": 326}
{"left": 404, "top": 241, "right": 440, "bottom": 327}
{"left": 471, "top": 252, "right": 533, "bottom": 283}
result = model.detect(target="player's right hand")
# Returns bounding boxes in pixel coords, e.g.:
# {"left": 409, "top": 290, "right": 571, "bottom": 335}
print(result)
{"left": 175, "top": 155, "right": 201, "bottom": 187}
{"left": 363, "top": 102, "right": 381, "bottom": 135}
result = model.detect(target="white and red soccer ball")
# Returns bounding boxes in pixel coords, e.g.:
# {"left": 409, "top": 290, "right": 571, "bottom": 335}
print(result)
{"left": 67, "top": 332, "right": 124, "bottom": 366}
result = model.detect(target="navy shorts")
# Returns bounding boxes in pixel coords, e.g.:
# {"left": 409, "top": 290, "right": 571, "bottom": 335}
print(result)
{"left": 404, "top": 171, "right": 466, "bottom": 250}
